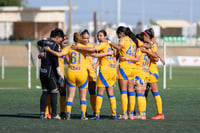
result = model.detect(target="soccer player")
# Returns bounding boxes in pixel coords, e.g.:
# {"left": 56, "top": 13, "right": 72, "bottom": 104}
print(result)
{"left": 40, "top": 28, "right": 67, "bottom": 119}
{"left": 71, "top": 30, "right": 118, "bottom": 120}
{"left": 45, "top": 32, "right": 113, "bottom": 120}
{"left": 144, "top": 28, "right": 165, "bottom": 119}
{"left": 80, "top": 29, "right": 97, "bottom": 116}
{"left": 120, "top": 32, "right": 157, "bottom": 120}
{"left": 57, "top": 35, "right": 68, "bottom": 119}
{"left": 108, "top": 26, "right": 139, "bottom": 120}
{"left": 38, "top": 29, "right": 64, "bottom": 120}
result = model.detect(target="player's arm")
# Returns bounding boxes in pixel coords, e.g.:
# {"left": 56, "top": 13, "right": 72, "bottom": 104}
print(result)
{"left": 108, "top": 41, "right": 123, "bottom": 51}
{"left": 158, "top": 55, "right": 165, "bottom": 65}
{"left": 140, "top": 43, "right": 151, "bottom": 49}
{"left": 51, "top": 45, "right": 64, "bottom": 79}
{"left": 45, "top": 46, "right": 64, "bottom": 57}
{"left": 119, "top": 54, "right": 140, "bottom": 62}
{"left": 140, "top": 46, "right": 158, "bottom": 58}
{"left": 71, "top": 45, "right": 96, "bottom": 52}
{"left": 119, "top": 48, "right": 140, "bottom": 62}
{"left": 65, "top": 54, "right": 69, "bottom": 64}
{"left": 90, "top": 50, "right": 114, "bottom": 58}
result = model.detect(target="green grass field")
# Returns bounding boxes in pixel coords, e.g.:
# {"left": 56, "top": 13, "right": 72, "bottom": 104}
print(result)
{"left": 0, "top": 67, "right": 200, "bottom": 133}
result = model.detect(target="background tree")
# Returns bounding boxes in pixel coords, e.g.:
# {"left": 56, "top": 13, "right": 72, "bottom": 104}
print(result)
{"left": 0, "top": 0, "right": 28, "bottom": 7}
{"left": 149, "top": 19, "right": 157, "bottom": 25}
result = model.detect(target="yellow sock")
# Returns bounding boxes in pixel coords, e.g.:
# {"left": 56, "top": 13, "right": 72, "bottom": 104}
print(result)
{"left": 109, "top": 95, "right": 117, "bottom": 115}
{"left": 60, "top": 96, "right": 66, "bottom": 113}
{"left": 95, "top": 94, "right": 103, "bottom": 116}
{"left": 142, "top": 96, "right": 147, "bottom": 115}
{"left": 121, "top": 91, "right": 128, "bottom": 115}
{"left": 128, "top": 92, "right": 135, "bottom": 115}
{"left": 80, "top": 100, "right": 87, "bottom": 117}
{"left": 153, "top": 92, "right": 163, "bottom": 114}
{"left": 66, "top": 100, "right": 73, "bottom": 116}
{"left": 136, "top": 93, "right": 145, "bottom": 115}
{"left": 45, "top": 94, "right": 51, "bottom": 115}
{"left": 89, "top": 90, "right": 96, "bottom": 114}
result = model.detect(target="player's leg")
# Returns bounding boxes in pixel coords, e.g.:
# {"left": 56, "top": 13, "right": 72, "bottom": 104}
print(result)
{"left": 88, "top": 81, "right": 96, "bottom": 115}
{"left": 65, "top": 86, "right": 76, "bottom": 119}
{"left": 79, "top": 87, "right": 88, "bottom": 120}
{"left": 49, "top": 77, "right": 60, "bottom": 119}
{"left": 39, "top": 76, "right": 49, "bottom": 119}
{"left": 45, "top": 94, "right": 51, "bottom": 119}
{"left": 50, "top": 88, "right": 60, "bottom": 119}
{"left": 127, "top": 80, "right": 136, "bottom": 119}
{"left": 95, "top": 87, "right": 105, "bottom": 119}
{"left": 59, "top": 83, "right": 66, "bottom": 119}
{"left": 77, "top": 73, "right": 89, "bottom": 120}
{"left": 145, "top": 83, "right": 150, "bottom": 102}
{"left": 118, "top": 79, "right": 128, "bottom": 120}
{"left": 106, "top": 86, "right": 117, "bottom": 119}
{"left": 135, "top": 81, "right": 147, "bottom": 120}
{"left": 150, "top": 82, "right": 164, "bottom": 119}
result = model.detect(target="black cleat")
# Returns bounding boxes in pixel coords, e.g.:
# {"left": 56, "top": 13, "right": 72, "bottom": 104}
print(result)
{"left": 60, "top": 112, "right": 66, "bottom": 119}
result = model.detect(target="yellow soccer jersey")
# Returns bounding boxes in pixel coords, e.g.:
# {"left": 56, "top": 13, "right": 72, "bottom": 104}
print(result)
{"left": 85, "top": 43, "right": 94, "bottom": 69}
{"left": 67, "top": 43, "right": 87, "bottom": 72}
{"left": 136, "top": 48, "right": 150, "bottom": 73}
{"left": 58, "top": 48, "right": 65, "bottom": 74}
{"left": 85, "top": 43, "right": 96, "bottom": 82}
{"left": 95, "top": 42, "right": 116, "bottom": 73}
{"left": 149, "top": 43, "right": 158, "bottom": 74}
{"left": 118, "top": 36, "right": 137, "bottom": 69}
{"left": 57, "top": 45, "right": 70, "bottom": 74}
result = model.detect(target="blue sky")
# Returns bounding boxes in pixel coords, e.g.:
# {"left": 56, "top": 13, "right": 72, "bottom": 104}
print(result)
{"left": 27, "top": 0, "right": 200, "bottom": 25}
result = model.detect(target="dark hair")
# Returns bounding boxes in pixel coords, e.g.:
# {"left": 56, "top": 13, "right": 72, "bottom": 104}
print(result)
{"left": 81, "top": 29, "right": 90, "bottom": 36}
{"left": 136, "top": 32, "right": 145, "bottom": 42}
{"left": 98, "top": 30, "right": 107, "bottom": 36}
{"left": 144, "top": 28, "right": 154, "bottom": 39}
{"left": 54, "top": 28, "right": 64, "bottom": 38}
{"left": 50, "top": 30, "right": 59, "bottom": 38}
{"left": 125, "top": 27, "right": 138, "bottom": 46}
{"left": 116, "top": 26, "right": 126, "bottom": 35}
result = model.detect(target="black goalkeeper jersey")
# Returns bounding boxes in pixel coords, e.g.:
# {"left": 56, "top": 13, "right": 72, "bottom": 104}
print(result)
{"left": 38, "top": 39, "right": 61, "bottom": 79}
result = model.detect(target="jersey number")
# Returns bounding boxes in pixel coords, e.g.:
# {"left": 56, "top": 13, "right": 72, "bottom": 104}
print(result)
{"left": 142, "top": 55, "right": 150, "bottom": 67}
{"left": 107, "top": 48, "right": 112, "bottom": 60}
{"left": 71, "top": 52, "right": 81, "bottom": 64}
{"left": 126, "top": 45, "right": 136, "bottom": 56}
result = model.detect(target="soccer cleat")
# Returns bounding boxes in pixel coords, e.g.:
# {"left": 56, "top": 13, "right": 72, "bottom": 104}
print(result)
{"left": 60, "top": 112, "right": 66, "bottom": 120}
{"left": 111, "top": 115, "right": 118, "bottom": 120}
{"left": 51, "top": 114, "right": 61, "bottom": 120}
{"left": 66, "top": 115, "right": 71, "bottom": 120}
{"left": 91, "top": 115, "right": 100, "bottom": 120}
{"left": 128, "top": 114, "right": 137, "bottom": 120}
{"left": 81, "top": 116, "right": 88, "bottom": 120}
{"left": 118, "top": 114, "right": 128, "bottom": 120}
{"left": 45, "top": 113, "right": 52, "bottom": 119}
{"left": 151, "top": 113, "right": 164, "bottom": 120}
{"left": 136, "top": 114, "right": 146, "bottom": 120}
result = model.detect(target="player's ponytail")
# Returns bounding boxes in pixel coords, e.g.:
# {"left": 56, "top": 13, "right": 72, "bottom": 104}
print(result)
{"left": 73, "top": 32, "right": 85, "bottom": 44}
{"left": 81, "top": 29, "right": 90, "bottom": 36}
{"left": 136, "top": 32, "right": 145, "bottom": 42}
{"left": 125, "top": 27, "right": 138, "bottom": 47}
{"left": 116, "top": 26, "right": 126, "bottom": 35}
{"left": 144, "top": 28, "right": 154, "bottom": 39}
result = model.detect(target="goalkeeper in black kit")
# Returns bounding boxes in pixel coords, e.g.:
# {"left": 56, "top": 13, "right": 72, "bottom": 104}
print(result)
{"left": 38, "top": 29, "right": 64, "bottom": 120}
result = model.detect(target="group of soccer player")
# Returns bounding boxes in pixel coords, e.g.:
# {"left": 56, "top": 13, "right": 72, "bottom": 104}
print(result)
{"left": 39, "top": 26, "right": 165, "bottom": 120}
